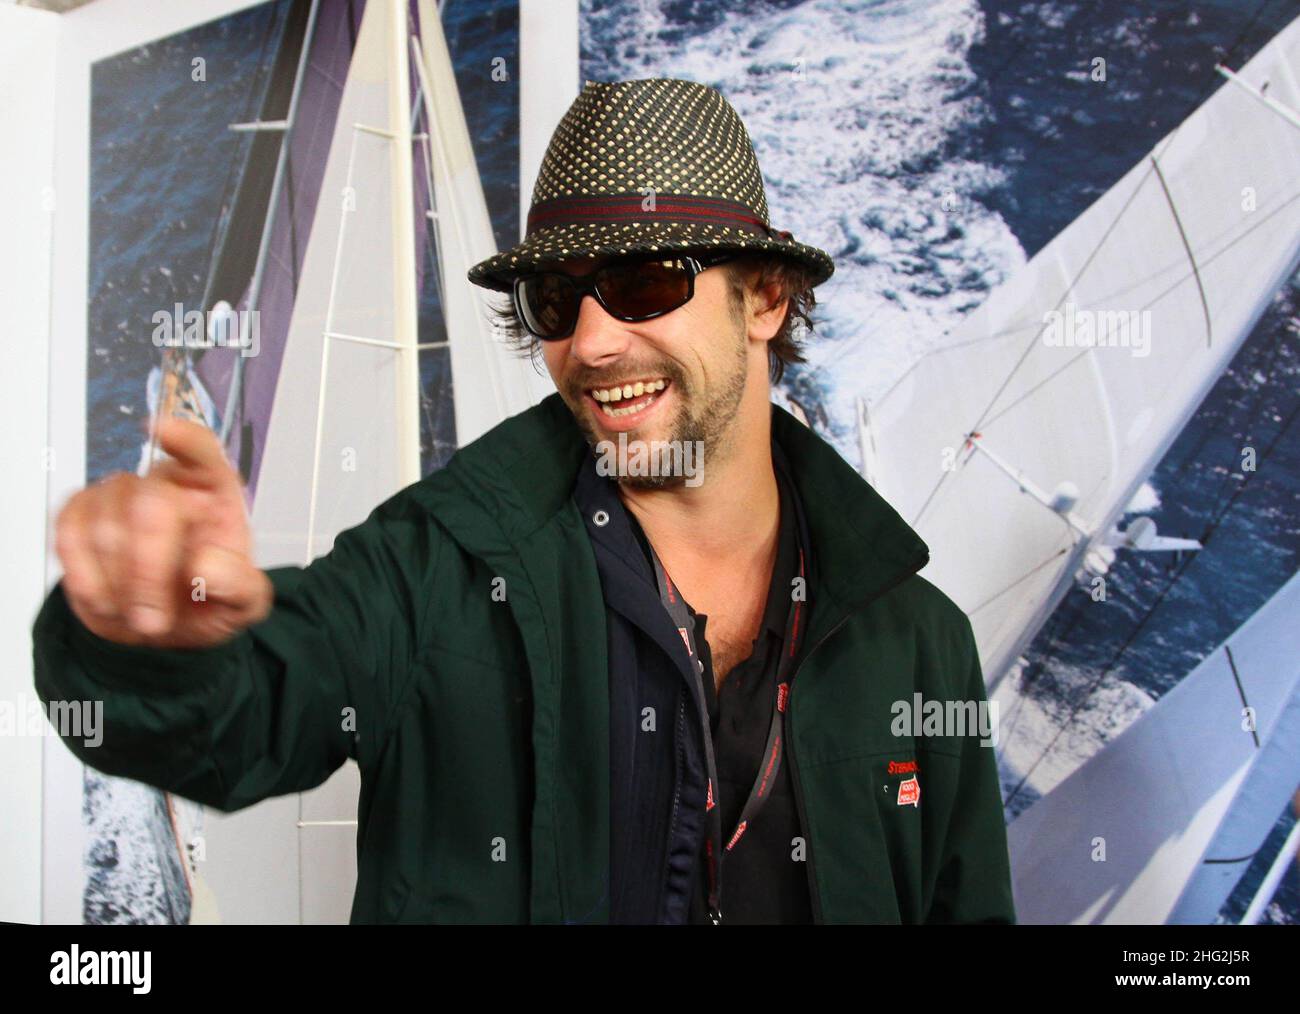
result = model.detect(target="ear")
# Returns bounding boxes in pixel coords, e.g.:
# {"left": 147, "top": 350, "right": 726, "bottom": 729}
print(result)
{"left": 746, "top": 270, "right": 788, "bottom": 344}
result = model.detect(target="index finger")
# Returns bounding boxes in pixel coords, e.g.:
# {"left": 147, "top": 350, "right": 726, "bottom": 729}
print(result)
{"left": 151, "top": 416, "right": 238, "bottom": 491}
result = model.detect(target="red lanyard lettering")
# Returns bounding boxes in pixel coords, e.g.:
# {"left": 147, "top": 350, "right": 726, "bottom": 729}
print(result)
{"left": 646, "top": 540, "right": 806, "bottom": 925}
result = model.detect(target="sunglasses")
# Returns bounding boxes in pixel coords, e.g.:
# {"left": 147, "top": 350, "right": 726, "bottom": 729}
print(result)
{"left": 511, "top": 252, "right": 737, "bottom": 340}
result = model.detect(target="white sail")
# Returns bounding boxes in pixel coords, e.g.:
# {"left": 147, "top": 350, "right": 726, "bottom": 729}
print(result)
{"left": 865, "top": 15, "right": 1300, "bottom": 688}
{"left": 251, "top": 0, "right": 420, "bottom": 567}
{"left": 414, "top": 0, "right": 552, "bottom": 445}
{"left": 1167, "top": 641, "right": 1300, "bottom": 924}
{"left": 1006, "top": 570, "right": 1300, "bottom": 924}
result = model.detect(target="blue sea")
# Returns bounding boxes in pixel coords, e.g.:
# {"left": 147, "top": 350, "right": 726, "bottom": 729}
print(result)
{"left": 85, "top": 0, "right": 1299, "bottom": 923}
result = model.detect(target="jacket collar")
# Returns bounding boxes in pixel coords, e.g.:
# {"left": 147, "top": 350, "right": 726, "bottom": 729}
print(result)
{"left": 767, "top": 400, "right": 931, "bottom": 641}
{"left": 409, "top": 392, "right": 930, "bottom": 922}
{"left": 426, "top": 391, "right": 929, "bottom": 606}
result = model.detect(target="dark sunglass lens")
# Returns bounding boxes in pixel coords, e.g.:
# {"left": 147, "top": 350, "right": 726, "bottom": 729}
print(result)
{"left": 597, "top": 258, "right": 692, "bottom": 319}
{"left": 517, "top": 274, "right": 578, "bottom": 338}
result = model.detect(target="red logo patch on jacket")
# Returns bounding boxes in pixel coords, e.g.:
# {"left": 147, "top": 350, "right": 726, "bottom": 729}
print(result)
{"left": 897, "top": 774, "right": 921, "bottom": 807}
{"left": 887, "top": 759, "right": 919, "bottom": 775}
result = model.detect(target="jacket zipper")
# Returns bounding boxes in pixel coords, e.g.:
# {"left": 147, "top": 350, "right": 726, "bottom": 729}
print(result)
{"left": 785, "top": 551, "right": 929, "bottom": 925}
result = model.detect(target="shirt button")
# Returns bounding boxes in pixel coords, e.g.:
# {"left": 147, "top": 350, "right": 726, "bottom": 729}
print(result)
{"left": 592, "top": 509, "right": 610, "bottom": 527}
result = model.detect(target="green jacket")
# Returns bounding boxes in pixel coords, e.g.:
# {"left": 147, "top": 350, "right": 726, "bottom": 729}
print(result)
{"left": 33, "top": 393, "right": 1015, "bottom": 924}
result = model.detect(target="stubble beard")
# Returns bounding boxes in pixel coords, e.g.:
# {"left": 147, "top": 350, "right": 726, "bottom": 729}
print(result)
{"left": 570, "top": 318, "right": 750, "bottom": 491}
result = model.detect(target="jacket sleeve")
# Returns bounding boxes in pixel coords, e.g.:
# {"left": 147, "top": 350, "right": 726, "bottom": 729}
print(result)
{"left": 31, "top": 487, "right": 440, "bottom": 813}
{"left": 925, "top": 615, "right": 1017, "bottom": 924}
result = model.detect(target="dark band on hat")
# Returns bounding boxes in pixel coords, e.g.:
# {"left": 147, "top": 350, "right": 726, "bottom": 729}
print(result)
{"left": 525, "top": 193, "right": 789, "bottom": 242}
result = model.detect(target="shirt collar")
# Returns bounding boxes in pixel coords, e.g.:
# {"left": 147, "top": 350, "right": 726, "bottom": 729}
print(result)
{"left": 572, "top": 434, "right": 805, "bottom": 641}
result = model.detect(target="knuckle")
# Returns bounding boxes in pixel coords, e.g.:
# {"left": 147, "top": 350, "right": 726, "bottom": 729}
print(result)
{"left": 128, "top": 483, "right": 171, "bottom": 531}
{"left": 90, "top": 517, "right": 122, "bottom": 558}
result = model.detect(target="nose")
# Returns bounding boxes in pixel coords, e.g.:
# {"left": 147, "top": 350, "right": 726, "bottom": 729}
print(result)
{"left": 567, "top": 292, "right": 632, "bottom": 367}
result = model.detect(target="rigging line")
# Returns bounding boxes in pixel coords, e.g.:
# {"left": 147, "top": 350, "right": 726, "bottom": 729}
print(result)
{"left": 197, "top": 2, "right": 286, "bottom": 313}
{"left": 977, "top": 189, "right": 1300, "bottom": 431}
{"left": 1194, "top": 396, "right": 1300, "bottom": 548}
{"left": 994, "top": 669, "right": 1031, "bottom": 774}
{"left": 1002, "top": 330, "right": 1291, "bottom": 763}
{"left": 965, "top": 155, "right": 1160, "bottom": 433}
{"left": 1149, "top": 153, "right": 1212, "bottom": 349}
{"left": 904, "top": 159, "right": 1159, "bottom": 526}
{"left": 1006, "top": 400, "right": 1298, "bottom": 805}
{"left": 412, "top": 72, "right": 447, "bottom": 333}
{"left": 410, "top": 25, "right": 512, "bottom": 425}
{"left": 1203, "top": 852, "right": 1262, "bottom": 865}
{"left": 967, "top": 545, "right": 1072, "bottom": 619}
{"left": 994, "top": 588, "right": 1087, "bottom": 770}
{"left": 1201, "top": 328, "right": 1295, "bottom": 525}
{"left": 1224, "top": 643, "right": 1262, "bottom": 750}
{"left": 1004, "top": 396, "right": 1300, "bottom": 809}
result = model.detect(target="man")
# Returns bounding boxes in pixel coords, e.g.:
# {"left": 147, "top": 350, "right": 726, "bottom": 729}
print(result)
{"left": 33, "top": 77, "right": 1014, "bottom": 924}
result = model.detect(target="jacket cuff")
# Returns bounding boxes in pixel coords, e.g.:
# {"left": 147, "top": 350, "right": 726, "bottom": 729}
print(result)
{"left": 38, "top": 581, "right": 244, "bottom": 696}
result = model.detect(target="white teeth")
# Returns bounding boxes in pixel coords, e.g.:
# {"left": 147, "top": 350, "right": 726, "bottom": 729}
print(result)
{"left": 599, "top": 395, "right": 655, "bottom": 418}
{"left": 588, "top": 378, "right": 668, "bottom": 403}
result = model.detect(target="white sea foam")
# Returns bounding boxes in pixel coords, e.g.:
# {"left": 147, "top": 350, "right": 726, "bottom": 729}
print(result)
{"left": 582, "top": 0, "right": 1027, "bottom": 464}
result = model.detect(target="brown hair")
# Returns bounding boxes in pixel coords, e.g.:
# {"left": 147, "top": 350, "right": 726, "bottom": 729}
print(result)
{"left": 482, "top": 251, "right": 824, "bottom": 384}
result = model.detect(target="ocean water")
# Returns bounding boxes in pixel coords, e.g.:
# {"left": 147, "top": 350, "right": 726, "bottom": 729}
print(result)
{"left": 579, "top": 0, "right": 1300, "bottom": 922}
{"left": 87, "top": 1, "right": 294, "bottom": 482}
{"left": 85, "top": 0, "right": 298, "bottom": 923}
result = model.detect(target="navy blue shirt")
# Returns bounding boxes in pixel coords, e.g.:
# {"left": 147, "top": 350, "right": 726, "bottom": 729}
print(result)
{"left": 575, "top": 439, "right": 814, "bottom": 924}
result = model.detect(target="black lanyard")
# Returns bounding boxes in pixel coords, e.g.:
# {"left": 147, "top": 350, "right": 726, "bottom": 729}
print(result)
{"left": 646, "top": 536, "right": 807, "bottom": 925}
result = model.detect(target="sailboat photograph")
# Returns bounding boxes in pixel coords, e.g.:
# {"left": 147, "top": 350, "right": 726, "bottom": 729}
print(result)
{"left": 80, "top": 0, "right": 551, "bottom": 925}
{"left": 6, "top": 0, "right": 1298, "bottom": 930}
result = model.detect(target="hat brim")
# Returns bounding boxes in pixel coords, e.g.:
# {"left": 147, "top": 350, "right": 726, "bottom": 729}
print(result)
{"left": 466, "top": 218, "right": 834, "bottom": 293}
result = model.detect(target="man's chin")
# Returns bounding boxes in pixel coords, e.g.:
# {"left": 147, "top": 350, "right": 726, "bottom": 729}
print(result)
{"left": 614, "top": 472, "right": 691, "bottom": 492}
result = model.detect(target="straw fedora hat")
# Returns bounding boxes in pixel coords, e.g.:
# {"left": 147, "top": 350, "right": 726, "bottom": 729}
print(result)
{"left": 466, "top": 77, "right": 835, "bottom": 292}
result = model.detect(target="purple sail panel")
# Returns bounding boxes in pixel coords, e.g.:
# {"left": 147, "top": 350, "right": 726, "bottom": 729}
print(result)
{"left": 196, "top": 0, "right": 368, "bottom": 503}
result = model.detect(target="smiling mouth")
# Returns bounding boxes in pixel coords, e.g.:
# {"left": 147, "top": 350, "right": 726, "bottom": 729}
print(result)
{"left": 586, "top": 377, "right": 670, "bottom": 419}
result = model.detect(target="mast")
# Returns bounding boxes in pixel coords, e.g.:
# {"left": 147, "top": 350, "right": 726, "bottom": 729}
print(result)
{"left": 1240, "top": 816, "right": 1300, "bottom": 924}
{"left": 388, "top": 0, "right": 422, "bottom": 486}
{"left": 218, "top": 0, "right": 321, "bottom": 448}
